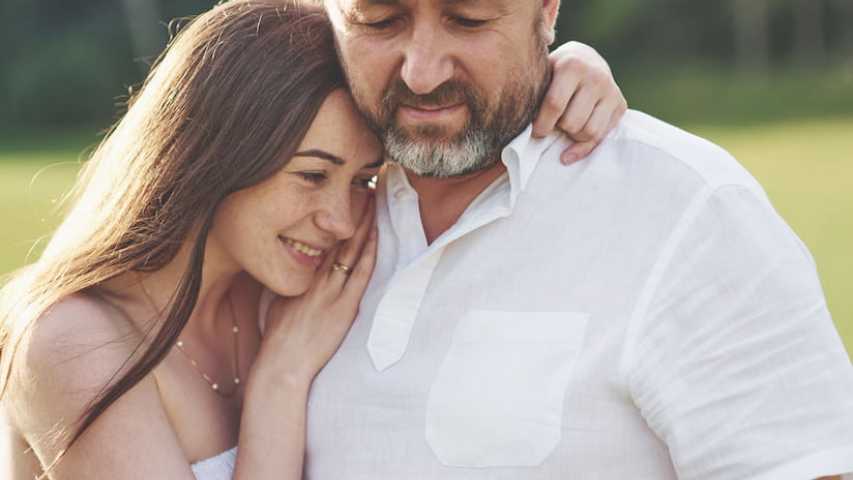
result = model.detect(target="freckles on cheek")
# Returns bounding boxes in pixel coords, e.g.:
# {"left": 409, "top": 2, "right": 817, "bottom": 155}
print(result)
{"left": 212, "top": 196, "right": 246, "bottom": 235}
{"left": 272, "top": 191, "right": 314, "bottom": 230}
{"left": 349, "top": 200, "right": 366, "bottom": 224}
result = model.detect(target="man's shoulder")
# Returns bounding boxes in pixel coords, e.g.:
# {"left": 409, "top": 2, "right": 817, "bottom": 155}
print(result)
{"left": 601, "top": 109, "right": 763, "bottom": 193}
{"left": 524, "top": 110, "right": 774, "bottom": 237}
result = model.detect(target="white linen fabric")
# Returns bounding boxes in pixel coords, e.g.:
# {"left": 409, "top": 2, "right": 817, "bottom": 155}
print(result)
{"left": 300, "top": 110, "right": 853, "bottom": 479}
{"left": 190, "top": 447, "right": 236, "bottom": 480}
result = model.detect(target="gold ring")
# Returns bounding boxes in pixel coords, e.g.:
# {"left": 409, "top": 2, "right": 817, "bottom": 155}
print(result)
{"left": 332, "top": 262, "right": 353, "bottom": 275}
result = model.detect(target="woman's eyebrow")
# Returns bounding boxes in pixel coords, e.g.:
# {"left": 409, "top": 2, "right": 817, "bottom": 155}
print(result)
{"left": 365, "top": 157, "right": 385, "bottom": 169}
{"left": 293, "top": 149, "right": 344, "bottom": 165}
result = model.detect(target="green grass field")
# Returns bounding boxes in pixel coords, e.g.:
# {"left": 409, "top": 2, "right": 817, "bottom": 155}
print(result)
{"left": 1, "top": 118, "right": 851, "bottom": 354}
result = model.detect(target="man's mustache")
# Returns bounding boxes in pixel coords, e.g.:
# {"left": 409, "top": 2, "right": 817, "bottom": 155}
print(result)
{"left": 381, "top": 79, "right": 481, "bottom": 114}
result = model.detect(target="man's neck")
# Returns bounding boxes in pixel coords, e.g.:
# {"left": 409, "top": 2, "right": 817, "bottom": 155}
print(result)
{"left": 406, "top": 161, "right": 507, "bottom": 244}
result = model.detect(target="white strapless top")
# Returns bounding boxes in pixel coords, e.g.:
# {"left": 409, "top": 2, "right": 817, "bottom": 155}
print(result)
{"left": 190, "top": 289, "right": 275, "bottom": 479}
{"left": 191, "top": 447, "right": 238, "bottom": 480}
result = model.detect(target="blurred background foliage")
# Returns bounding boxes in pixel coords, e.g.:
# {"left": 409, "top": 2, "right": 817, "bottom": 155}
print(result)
{"left": 1, "top": 0, "right": 851, "bottom": 129}
{"left": 0, "top": 0, "right": 851, "bottom": 351}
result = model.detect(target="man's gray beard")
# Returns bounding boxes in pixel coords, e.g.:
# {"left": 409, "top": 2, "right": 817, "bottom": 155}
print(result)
{"left": 382, "top": 122, "right": 499, "bottom": 178}
{"left": 380, "top": 76, "right": 546, "bottom": 178}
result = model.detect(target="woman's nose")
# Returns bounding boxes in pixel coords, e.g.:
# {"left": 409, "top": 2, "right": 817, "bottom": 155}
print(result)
{"left": 314, "top": 191, "right": 357, "bottom": 240}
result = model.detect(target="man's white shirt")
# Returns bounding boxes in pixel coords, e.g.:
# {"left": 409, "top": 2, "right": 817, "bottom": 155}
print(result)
{"left": 302, "top": 110, "right": 853, "bottom": 479}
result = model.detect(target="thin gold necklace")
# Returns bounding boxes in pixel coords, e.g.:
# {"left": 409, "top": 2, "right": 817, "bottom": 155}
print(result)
{"left": 139, "top": 278, "right": 242, "bottom": 398}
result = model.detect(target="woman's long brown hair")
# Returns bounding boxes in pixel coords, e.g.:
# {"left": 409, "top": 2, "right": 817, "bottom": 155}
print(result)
{"left": 0, "top": 0, "right": 344, "bottom": 462}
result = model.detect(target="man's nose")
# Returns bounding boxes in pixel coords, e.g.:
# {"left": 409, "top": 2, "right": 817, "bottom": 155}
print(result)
{"left": 399, "top": 24, "right": 454, "bottom": 95}
{"left": 314, "top": 191, "right": 357, "bottom": 241}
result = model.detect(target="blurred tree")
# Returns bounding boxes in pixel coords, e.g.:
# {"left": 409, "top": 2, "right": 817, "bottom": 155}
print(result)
{"left": 793, "top": 0, "right": 827, "bottom": 65}
{"left": 0, "top": 0, "right": 39, "bottom": 129}
{"left": 734, "top": 0, "right": 770, "bottom": 72}
{"left": 829, "top": 0, "right": 853, "bottom": 59}
{"left": 2, "top": 0, "right": 852, "bottom": 130}
{"left": 120, "top": 0, "right": 164, "bottom": 72}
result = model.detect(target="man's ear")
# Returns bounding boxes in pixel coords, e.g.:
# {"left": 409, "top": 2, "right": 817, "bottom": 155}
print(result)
{"left": 541, "top": 0, "right": 561, "bottom": 46}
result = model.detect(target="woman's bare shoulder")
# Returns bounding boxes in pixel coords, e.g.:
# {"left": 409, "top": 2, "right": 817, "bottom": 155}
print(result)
{"left": 14, "top": 292, "right": 140, "bottom": 381}
{"left": 5, "top": 292, "right": 144, "bottom": 434}
{"left": 4, "top": 292, "right": 194, "bottom": 478}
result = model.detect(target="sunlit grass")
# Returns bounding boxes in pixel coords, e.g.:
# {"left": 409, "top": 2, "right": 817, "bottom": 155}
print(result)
{"left": 0, "top": 147, "right": 87, "bottom": 274}
{"left": 1, "top": 119, "right": 851, "bottom": 354}
{"left": 694, "top": 118, "right": 853, "bottom": 352}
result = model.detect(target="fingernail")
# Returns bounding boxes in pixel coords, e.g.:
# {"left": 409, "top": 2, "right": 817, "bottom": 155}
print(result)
{"left": 561, "top": 153, "right": 577, "bottom": 165}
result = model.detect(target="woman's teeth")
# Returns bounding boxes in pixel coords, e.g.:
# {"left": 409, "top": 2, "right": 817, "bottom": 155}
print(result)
{"left": 283, "top": 238, "right": 324, "bottom": 257}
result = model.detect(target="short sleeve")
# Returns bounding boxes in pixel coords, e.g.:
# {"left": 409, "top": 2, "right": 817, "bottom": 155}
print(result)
{"left": 625, "top": 185, "right": 853, "bottom": 480}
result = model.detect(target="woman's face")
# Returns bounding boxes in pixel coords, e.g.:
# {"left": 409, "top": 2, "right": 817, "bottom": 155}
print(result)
{"left": 210, "top": 90, "right": 383, "bottom": 296}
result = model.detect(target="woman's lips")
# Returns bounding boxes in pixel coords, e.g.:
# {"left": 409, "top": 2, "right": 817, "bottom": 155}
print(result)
{"left": 279, "top": 236, "right": 326, "bottom": 268}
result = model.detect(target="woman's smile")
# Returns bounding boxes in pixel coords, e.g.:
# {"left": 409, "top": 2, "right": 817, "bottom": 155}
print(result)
{"left": 280, "top": 236, "right": 328, "bottom": 268}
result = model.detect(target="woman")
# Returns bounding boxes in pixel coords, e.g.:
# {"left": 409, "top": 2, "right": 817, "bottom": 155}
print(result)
{"left": 0, "top": 1, "right": 627, "bottom": 478}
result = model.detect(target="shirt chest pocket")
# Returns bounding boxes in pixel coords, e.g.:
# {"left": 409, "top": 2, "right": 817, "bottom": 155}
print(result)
{"left": 425, "top": 310, "right": 589, "bottom": 468}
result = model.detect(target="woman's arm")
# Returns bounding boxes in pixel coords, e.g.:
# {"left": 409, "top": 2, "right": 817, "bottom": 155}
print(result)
{"left": 232, "top": 368, "right": 311, "bottom": 479}
{"left": 535, "top": 41, "right": 628, "bottom": 164}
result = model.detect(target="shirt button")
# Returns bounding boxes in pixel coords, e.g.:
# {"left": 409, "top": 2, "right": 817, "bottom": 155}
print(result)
{"left": 394, "top": 188, "right": 407, "bottom": 200}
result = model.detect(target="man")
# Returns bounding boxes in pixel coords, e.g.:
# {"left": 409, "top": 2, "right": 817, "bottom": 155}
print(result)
{"left": 303, "top": 0, "right": 853, "bottom": 478}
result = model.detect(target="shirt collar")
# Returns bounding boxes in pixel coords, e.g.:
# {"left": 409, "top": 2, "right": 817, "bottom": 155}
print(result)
{"left": 383, "top": 123, "right": 565, "bottom": 210}
{"left": 500, "top": 124, "right": 565, "bottom": 208}
{"left": 384, "top": 161, "right": 415, "bottom": 199}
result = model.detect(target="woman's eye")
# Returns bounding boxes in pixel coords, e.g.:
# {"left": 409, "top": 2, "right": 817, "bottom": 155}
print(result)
{"left": 297, "top": 172, "right": 327, "bottom": 185}
{"left": 353, "top": 175, "right": 378, "bottom": 190}
{"left": 452, "top": 17, "right": 488, "bottom": 28}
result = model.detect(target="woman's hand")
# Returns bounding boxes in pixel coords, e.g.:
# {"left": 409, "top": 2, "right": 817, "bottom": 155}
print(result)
{"left": 533, "top": 41, "right": 628, "bottom": 165}
{"left": 255, "top": 196, "right": 378, "bottom": 388}
{"left": 236, "top": 199, "right": 376, "bottom": 480}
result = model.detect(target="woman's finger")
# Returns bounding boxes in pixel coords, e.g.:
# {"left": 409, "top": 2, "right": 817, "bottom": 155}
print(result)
{"left": 341, "top": 224, "right": 378, "bottom": 304}
{"left": 585, "top": 97, "right": 620, "bottom": 142}
{"left": 561, "top": 141, "right": 597, "bottom": 165}
{"left": 311, "top": 242, "right": 342, "bottom": 292}
{"left": 327, "top": 196, "right": 375, "bottom": 291}
{"left": 558, "top": 86, "right": 599, "bottom": 141}
{"left": 609, "top": 95, "right": 628, "bottom": 130}
{"left": 532, "top": 71, "right": 581, "bottom": 138}
{"left": 559, "top": 95, "right": 627, "bottom": 164}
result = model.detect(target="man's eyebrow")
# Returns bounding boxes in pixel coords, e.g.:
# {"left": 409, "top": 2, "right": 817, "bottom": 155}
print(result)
{"left": 446, "top": 0, "right": 512, "bottom": 15}
{"left": 293, "top": 149, "right": 344, "bottom": 165}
